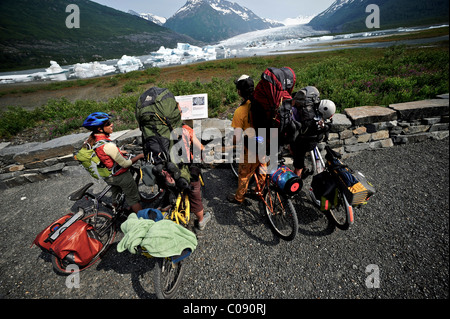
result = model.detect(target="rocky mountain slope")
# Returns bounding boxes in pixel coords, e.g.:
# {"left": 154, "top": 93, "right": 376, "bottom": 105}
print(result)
{"left": 163, "top": 0, "right": 283, "bottom": 43}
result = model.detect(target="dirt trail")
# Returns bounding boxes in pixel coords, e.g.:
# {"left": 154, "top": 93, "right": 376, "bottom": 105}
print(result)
{"left": 0, "top": 83, "right": 124, "bottom": 111}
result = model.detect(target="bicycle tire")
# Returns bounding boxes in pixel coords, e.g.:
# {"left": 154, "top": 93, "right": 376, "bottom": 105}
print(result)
{"left": 51, "top": 211, "right": 116, "bottom": 275}
{"left": 326, "top": 190, "right": 351, "bottom": 230}
{"left": 153, "top": 257, "right": 185, "bottom": 299}
{"left": 265, "top": 187, "right": 298, "bottom": 241}
{"left": 132, "top": 166, "right": 163, "bottom": 202}
{"left": 137, "top": 178, "right": 163, "bottom": 202}
{"left": 230, "top": 162, "right": 239, "bottom": 178}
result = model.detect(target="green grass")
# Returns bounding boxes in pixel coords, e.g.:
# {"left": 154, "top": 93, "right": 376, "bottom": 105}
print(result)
{"left": 0, "top": 42, "right": 448, "bottom": 140}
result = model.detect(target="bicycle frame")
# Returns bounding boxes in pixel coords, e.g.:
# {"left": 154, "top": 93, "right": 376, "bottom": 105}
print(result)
{"left": 311, "top": 147, "right": 326, "bottom": 174}
{"left": 251, "top": 169, "right": 290, "bottom": 216}
{"left": 169, "top": 191, "right": 190, "bottom": 226}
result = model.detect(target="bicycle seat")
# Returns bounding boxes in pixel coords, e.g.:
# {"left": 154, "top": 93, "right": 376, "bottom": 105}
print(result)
{"left": 68, "top": 182, "right": 94, "bottom": 201}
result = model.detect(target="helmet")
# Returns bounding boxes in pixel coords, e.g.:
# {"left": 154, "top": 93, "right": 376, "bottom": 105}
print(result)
{"left": 82, "top": 112, "right": 114, "bottom": 130}
{"left": 318, "top": 99, "right": 336, "bottom": 119}
{"left": 234, "top": 74, "right": 254, "bottom": 99}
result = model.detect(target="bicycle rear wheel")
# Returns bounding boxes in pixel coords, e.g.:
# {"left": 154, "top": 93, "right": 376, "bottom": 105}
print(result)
{"left": 326, "top": 191, "right": 352, "bottom": 230}
{"left": 51, "top": 211, "right": 116, "bottom": 275}
{"left": 153, "top": 257, "right": 185, "bottom": 299}
{"left": 265, "top": 188, "right": 298, "bottom": 241}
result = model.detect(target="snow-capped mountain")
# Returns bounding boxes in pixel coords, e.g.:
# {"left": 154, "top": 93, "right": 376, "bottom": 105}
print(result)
{"left": 139, "top": 13, "right": 167, "bottom": 26}
{"left": 164, "top": 0, "right": 283, "bottom": 43}
{"left": 127, "top": 10, "right": 166, "bottom": 26}
{"left": 282, "top": 15, "right": 315, "bottom": 26}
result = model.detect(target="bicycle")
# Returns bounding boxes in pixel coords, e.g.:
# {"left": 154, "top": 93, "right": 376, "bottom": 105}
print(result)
{"left": 49, "top": 159, "right": 193, "bottom": 299}
{"left": 139, "top": 163, "right": 206, "bottom": 298}
{"left": 307, "top": 145, "right": 374, "bottom": 230}
{"left": 50, "top": 164, "right": 159, "bottom": 275}
{"left": 230, "top": 156, "right": 299, "bottom": 241}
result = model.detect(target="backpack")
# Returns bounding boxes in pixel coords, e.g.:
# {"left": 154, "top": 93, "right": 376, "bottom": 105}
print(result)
{"left": 136, "top": 87, "right": 182, "bottom": 162}
{"left": 292, "top": 86, "right": 322, "bottom": 137}
{"left": 252, "top": 67, "right": 296, "bottom": 130}
{"left": 33, "top": 212, "right": 104, "bottom": 267}
{"left": 136, "top": 87, "right": 191, "bottom": 186}
{"left": 74, "top": 140, "right": 112, "bottom": 179}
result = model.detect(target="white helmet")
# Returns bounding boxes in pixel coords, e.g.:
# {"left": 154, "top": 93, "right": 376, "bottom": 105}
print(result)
{"left": 318, "top": 99, "right": 336, "bottom": 119}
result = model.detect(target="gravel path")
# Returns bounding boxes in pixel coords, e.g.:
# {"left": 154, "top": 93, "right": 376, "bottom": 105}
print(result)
{"left": 0, "top": 138, "right": 448, "bottom": 301}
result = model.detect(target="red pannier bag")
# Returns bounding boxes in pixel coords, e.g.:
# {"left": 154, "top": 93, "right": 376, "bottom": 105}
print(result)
{"left": 33, "top": 213, "right": 103, "bottom": 267}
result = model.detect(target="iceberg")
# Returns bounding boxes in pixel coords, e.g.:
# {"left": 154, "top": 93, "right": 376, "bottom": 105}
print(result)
{"left": 145, "top": 43, "right": 216, "bottom": 67}
{"left": 116, "top": 55, "right": 143, "bottom": 73}
{"left": 72, "top": 61, "right": 116, "bottom": 79}
{"left": 0, "top": 61, "right": 69, "bottom": 84}
{"left": 45, "top": 61, "right": 68, "bottom": 81}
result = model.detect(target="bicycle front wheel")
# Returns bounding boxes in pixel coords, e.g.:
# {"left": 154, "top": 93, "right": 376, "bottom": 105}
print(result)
{"left": 265, "top": 188, "right": 298, "bottom": 241}
{"left": 51, "top": 211, "right": 116, "bottom": 275}
{"left": 153, "top": 258, "right": 185, "bottom": 299}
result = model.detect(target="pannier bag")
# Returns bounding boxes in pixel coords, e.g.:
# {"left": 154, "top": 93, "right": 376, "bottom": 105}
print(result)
{"left": 310, "top": 171, "right": 338, "bottom": 211}
{"left": 33, "top": 212, "right": 103, "bottom": 267}
{"left": 328, "top": 158, "right": 375, "bottom": 206}
{"left": 269, "top": 165, "right": 302, "bottom": 196}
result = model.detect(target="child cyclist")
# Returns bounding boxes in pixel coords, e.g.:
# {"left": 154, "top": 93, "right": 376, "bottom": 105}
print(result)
{"left": 82, "top": 112, "right": 144, "bottom": 213}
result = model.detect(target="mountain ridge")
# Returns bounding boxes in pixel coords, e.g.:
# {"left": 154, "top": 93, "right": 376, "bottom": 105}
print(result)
{"left": 308, "top": 0, "right": 449, "bottom": 33}
{"left": 163, "top": 0, "right": 283, "bottom": 43}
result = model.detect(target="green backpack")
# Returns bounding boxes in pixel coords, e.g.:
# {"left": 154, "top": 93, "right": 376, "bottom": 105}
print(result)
{"left": 136, "top": 87, "right": 190, "bottom": 184}
{"left": 75, "top": 140, "right": 112, "bottom": 180}
{"left": 135, "top": 87, "right": 182, "bottom": 157}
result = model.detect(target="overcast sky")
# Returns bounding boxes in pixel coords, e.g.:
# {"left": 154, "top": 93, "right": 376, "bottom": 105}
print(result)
{"left": 91, "top": 0, "right": 336, "bottom": 21}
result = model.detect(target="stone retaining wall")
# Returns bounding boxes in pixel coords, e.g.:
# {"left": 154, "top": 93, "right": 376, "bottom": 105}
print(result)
{"left": 1, "top": 95, "right": 448, "bottom": 189}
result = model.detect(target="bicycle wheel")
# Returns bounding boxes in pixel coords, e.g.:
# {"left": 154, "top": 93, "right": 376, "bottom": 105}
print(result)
{"left": 137, "top": 178, "right": 163, "bottom": 202}
{"left": 51, "top": 211, "right": 116, "bottom": 275}
{"left": 326, "top": 190, "right": 352, "bottom": 230}
{"left": 230, "top": 162, "right": 239, "bottom": 178}
{"left": 153, "top": 257, "right": 185, "bottom": 299}
{"left": 265, "top": 187, "right": 298, "bottom": 241}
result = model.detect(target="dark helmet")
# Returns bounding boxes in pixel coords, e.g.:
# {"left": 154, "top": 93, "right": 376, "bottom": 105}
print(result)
{"left": 234, "top": 74, "right": 254, "bottom": 99}
{"left": 82, "top": 112, "right": 114, "bottom": 130}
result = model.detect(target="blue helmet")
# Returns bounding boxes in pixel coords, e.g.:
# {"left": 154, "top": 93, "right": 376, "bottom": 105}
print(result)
{"left": 82, "top": 112, "right": 113, "bottom": 130}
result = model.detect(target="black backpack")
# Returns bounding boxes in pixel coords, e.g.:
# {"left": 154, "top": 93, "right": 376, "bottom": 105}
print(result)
{"left": 277, "top": 86, "right": 322, "bottom": 145}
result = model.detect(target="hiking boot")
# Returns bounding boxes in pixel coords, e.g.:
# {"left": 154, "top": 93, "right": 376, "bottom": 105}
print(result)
{"left": 198, "top": 212, "right": 211, "bottom": 231}
{"left": 226, "top": 193, "right": 250, "bottom": 206}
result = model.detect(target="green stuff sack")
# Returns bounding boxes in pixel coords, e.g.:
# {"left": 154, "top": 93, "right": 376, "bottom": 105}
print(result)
{"left": 74, "top": 141, "right": 111, "bottom": 180}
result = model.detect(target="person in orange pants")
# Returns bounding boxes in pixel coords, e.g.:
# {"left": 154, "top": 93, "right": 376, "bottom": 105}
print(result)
{"left": 227, "top": 75, "right": 267, "bottom": 205}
